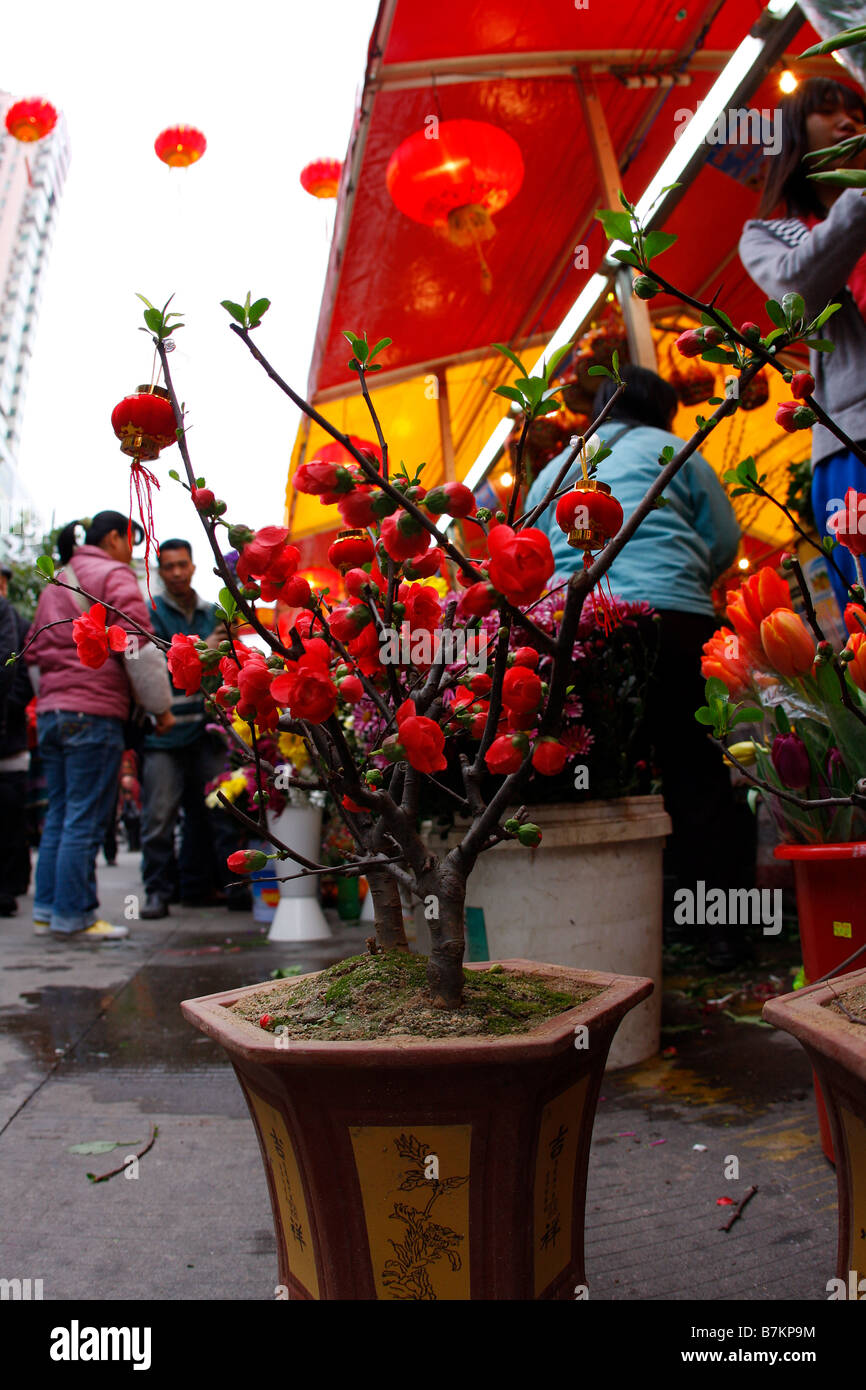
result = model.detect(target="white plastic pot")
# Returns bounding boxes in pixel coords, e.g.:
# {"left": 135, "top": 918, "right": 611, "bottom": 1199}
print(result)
{"left": 265, "top": 802, "right": 332, "bottom": 942}
{"left": 417, "top": 796, "right": 671, "bottom": 1069}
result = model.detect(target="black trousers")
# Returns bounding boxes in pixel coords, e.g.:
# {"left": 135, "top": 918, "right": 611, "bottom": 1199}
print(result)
{"left": 0, "top": 770, "right": 31, "bottom": 899}
{"left": 643, "top": 611, "right": 756, "bottom": 912}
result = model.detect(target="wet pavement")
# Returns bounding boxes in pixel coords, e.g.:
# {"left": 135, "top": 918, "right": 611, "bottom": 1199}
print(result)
{"left": 0, "top": 851, "right": 839, "bottom": 1300}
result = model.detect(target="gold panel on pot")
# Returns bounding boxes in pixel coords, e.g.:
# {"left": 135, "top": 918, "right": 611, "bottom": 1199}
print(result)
{"left": 840, "top": 1106, "right": 866, "bottom": 1274}
{"left": 248, "top": 1089, "right": 320, "bottom": 1299}
{"left": 350, "top": 1124, "right": 471, "bottom": 1300}
{"left": 533, "top": 1078, "right": 588, "bottom": 1296}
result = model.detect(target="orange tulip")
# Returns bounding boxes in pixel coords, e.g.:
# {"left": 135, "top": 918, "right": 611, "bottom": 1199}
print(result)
{"left": 844, "top": 603, "right": 866, "bottom": 636}
{"left": 760, "top": 608, "right": 815, "bottom": 679}
{"left": 726, "top": 567, "right": 793, "bottom": 649}
{"left": 701, "top": 626, "right": 754, "bottom": 698}
{"left": 845, "top": 631, "right": 866, "bottom": 692}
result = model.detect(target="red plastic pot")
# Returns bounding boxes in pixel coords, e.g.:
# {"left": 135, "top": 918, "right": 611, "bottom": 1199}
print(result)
{"left": 774, "top": 842, "right": 866, "bottom": 1161}
{"left": 181, "top": 960, "right": 651, "bottom": 1300}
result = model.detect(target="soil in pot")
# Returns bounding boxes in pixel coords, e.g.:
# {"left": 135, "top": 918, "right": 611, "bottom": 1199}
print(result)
{"left": 826, "top": 982, "right": 866, "bottom": 1025}
{"left": 229, "top": 950, "right": 603, "bottom": 1041}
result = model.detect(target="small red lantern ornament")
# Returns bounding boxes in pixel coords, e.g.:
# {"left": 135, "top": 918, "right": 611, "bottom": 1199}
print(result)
{"left": 328, "top": 530, "right": 375, "bottom": 572}
{"left": 154, "top": 125, "right": 207, "bottom": 168}
{"left": 111, "top": 385, "right": 179, "bottom": 597}
{"left": 300, "top": 159, "right": 342, "bottom": 199}
{"left": 555, "top": 478, "right": 624, "bottom": 633}
{"left": 4, "top": 98, "right": 57, "bottom": 143}
{"left": 386, "top": 119, "right": 524, "bottom": 293}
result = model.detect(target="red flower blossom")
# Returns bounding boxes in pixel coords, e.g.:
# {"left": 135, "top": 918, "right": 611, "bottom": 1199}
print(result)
{"left": 484, "top": 733, "right": 528, "bottom": 775}
{"left": 399, "top": 582, "right": 441, "bottom": 633}
{"left": 395, "top": 698, "right": 447, "bottom": 773}
{"left": 791, "top": 371, "right": 815, "bottom": 400}
{"left": 501, "top": 666, "right": 543, "bottom": 713}
{"left": 338, "top": 487, "right": 379, "bottom": 529}
{"left": 271, "top": 659, "right": 337, "bottom": 724}
{"left": 236, "top": 526, "right": 290, "bottom": 584}
{"left": 379, "top": 512, "right": 430, "bottom": 562}
{"left": 460, "top": 581, "right": 498, "bottom": 617}
{"left": 726, "top": 567, "right": 792, "bottom": 649}
{"left": 166, "top": 632, "right": 204, "bottom": 694}
{"left": 227, "top": 849, "right": 268, "bottom": 874}
{"left": 532, "top": 738, "right": 568, "bottom": 776}
{"left": 294, "top": 460, "right": 353, "bottom": 495}
{"left": 329, "top": 605, "right": 371, "bottom": 643}
{"left": 829, "top": 489, "right": 866, "bottom": 557}
{"left": 403, "top": 546, "right": 443, "bottom": 580}
{"left": 71, "top": 603, "right": 129, "bottom": 670}
{"left": 236, "top": 655, "right": 280, "bottom": 730}
{"left": 338, "top": 674, "right": 364, "bottom": 704}
{"left": 191, "top": 487, "right": 215, "bottom": 512}
{"left": 282, "top": 575, "right": 312, "bottom": 608}
{"left": 257, "top": 545, "right": 302, "bottom": 603}
{"left": 776, "top": 401, "right": 816, "bottom": 433}
{"left": 511, "top": 646, "right": 539, "bottom": 670}
{"left": 487, "top": 525, "right": 554, "bottom": 606}
{"left": 424, "top": 481, "right": 476, "bottom": 518}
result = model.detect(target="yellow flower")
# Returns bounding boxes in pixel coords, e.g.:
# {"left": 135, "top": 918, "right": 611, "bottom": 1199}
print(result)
{"left": 724, "top": 741, "right": 759, "bottom": 767}
{"left": 232, "top": 716, "right": 255, "bottom": 745}
{"left": 278, "top": 732, "right": 309, "bottom": 769}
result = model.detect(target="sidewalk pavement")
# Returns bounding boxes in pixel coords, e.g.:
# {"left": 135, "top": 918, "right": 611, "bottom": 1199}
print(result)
{"left": 0, "top": 851, "right": 838, "bottom": 1300}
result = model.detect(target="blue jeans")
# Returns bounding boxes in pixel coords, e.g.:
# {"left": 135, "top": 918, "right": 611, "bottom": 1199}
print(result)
{"left": 811, "top": 447, "right": 866, "bottom": 614}
{"left": 34, "top": 710, "right": 124, "bottom": 934}
{"left": 141, "top": 737, "right": 233, "bottom": 901}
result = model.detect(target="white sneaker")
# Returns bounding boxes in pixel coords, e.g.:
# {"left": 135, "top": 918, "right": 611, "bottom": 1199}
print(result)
{"left": 52, "top": 920, "right": 129, "bottom": 941}
{"left": 34, "top": 920, "right": 51, "bottom": 936}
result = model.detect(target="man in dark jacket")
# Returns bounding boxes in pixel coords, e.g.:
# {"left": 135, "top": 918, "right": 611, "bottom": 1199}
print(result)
{"left": 140, "top": 539, "right": 248, "bottom": 917}
{"left": 0, "top": 593, "right": 34, "bottom": 914}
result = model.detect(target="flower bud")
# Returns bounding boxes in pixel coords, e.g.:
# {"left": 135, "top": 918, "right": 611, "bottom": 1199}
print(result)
{"left": 517, "top": 822, "right": 543, "bottom": 848}
{"left": 770, "top": 731, "right": 811, "bottom": 790}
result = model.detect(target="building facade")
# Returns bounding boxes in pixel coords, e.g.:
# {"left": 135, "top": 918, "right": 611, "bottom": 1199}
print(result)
{"left": 0, "top": 96, "right": 70, "bottom": 524}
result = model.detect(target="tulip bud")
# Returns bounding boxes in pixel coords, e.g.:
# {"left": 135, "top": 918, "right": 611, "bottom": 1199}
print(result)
{"left": 770, "top": 731, "right": 811, "bottom": 790}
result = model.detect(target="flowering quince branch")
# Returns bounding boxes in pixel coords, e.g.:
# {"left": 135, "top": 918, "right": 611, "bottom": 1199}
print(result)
{"left": 214, "top": 790, "right": 328, "bottom": 872}
{"left": 719, "top": 742, "right": 866, "bottom": 812}
{"left": 226, "top": 321, "right": 557, "bottom": 653}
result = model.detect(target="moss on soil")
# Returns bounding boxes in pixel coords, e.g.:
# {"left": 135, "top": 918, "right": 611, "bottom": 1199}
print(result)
{"left": 229, "top": 951, "right": 602, "bottom": 1041}
{"left": 828, "top": 980, "right": 866, "bottom": 1024}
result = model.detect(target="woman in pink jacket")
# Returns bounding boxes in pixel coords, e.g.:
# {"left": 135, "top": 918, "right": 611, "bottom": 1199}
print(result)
{"left": 26, "top": 511, "right": 173, "bottom": 939}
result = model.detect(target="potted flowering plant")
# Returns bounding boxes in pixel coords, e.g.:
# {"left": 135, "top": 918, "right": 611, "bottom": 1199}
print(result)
{"left": 206, "top": 721, "right": 330, "bottom": 940}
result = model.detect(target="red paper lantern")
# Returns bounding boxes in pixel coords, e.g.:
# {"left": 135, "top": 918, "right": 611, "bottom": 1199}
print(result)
{"left": 386, "top": 119, "right": 523, "bottom": 292}
{"left": 314, "top": 436, "right": 381, "bottom": 468}
{"left": 555, "top": 481, "right": 623, "bottom": 553}
{"left": 328, "top": 530, "right": 375, "bottom": 571}
{"left": 5, "top": 98, "right": 57, "bottom": 143}
{"left": 111, "top": 386, "right": 178, "bottom": 461}
{"left": 154, "top": 125, "right": 206, "bottom": 168}
{"left": 300, "top": 159, "right": 342, "bottom": 199}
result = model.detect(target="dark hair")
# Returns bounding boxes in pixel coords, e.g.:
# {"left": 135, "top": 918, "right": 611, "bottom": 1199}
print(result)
{"left": 56, "top": 511, "right": 143, "bottom": 565}
{"left": 158, "top": 539, "right": 193, "bottom": 561}
{"left": 592, "top": 364, "right": 679, "bottom": 433}
{"left": 757, "top": 77, "right": 866, "bottom": 219}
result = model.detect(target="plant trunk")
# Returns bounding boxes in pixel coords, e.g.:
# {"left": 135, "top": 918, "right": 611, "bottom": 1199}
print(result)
{"left": 367, "top": 868, "right": 409, "bottom": 952}
{"left": 424, "top": 852, "right": 468, "bottom": 1009}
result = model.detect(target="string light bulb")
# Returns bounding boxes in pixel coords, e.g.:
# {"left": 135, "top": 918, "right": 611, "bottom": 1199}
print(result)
{"left": 779, "top": 69, "right": 798, "bottom": 94}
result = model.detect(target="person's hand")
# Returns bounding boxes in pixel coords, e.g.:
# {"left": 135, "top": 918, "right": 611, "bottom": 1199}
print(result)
{"left": 154, "top": 709, "right": 176, "bottom": 735}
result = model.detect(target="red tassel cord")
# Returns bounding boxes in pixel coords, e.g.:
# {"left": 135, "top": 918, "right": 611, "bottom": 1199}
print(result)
{"left": 128, "top": 458, "right": 161, "bottom": 604}
{"left": 583, "top": 552, "right": 621, "bottom": 635}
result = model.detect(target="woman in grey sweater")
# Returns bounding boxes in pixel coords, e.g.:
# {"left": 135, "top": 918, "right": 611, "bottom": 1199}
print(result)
{"left": 739, "top": 77, "right": 866, "bottom": 612}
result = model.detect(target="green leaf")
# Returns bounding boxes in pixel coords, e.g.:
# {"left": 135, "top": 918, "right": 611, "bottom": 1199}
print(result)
{"left": 532, "top": 400, "right": 562, "bottom": 418}
{"left": 168, "top": 469, "right": 180, "bottom": 481}
{"left": 823, "top": 535, "right": 837, "bottom": 553}
{"left": 492, "top": 342, "right": 528, "bottom": 377}
{"left": 546, "top": 343, "right": 572, "bottom": 379}
{"left": 618, "top": 189, "right": 634, "bottom": 213}
{"left": 700, "top": 347, "right": 738, "bottom": 364}
{"left": 247, "top": 297, "right": 271, "bottom": 326}
{"left": 802, "top": 338, "right": 835, "bottom": 352}
{"left": 782, "top": 292, "right": 805, "bottom": 323}
{"left": 774, "top": 705, "right": 791, "bottom": 733}
{"left": 368, "top": 336, "right": 392, "bottom": 360}
{"left": 695, "top": 706, "right": 715, "bottom": 725}
{"left": 731, "top": 705, "right": 764, "bottom": 726}
{"left": 765, "top": 299, "right": 786, "bottom": 329}
{"left": 68, "top": 1140, "right": 138, "bottom": 1155}
{"left": 814, "top": 303, "right": 841, "bottom": 329}
{"left": 705, "top": 676, "right": 729, "bottom": 702}
{"left": 642, "top": 230, "right": 677, "bottom": 261}
{"left": 587, "top": 364, "right": 613, "bottom": 377}
{"left": 218, "top": 587, "right": 237, "bottom": 619}
{"left": 596, "top": 209, "right": 635, "bottom": 243}
{"left": 611, "top": 248, "right": 642, "bottom": 268}
{"left": 220, "top": 300, "right": 246, "bottom": 325}
{"left": 799, "top": 24, "right": 866, "bottom": 58}
{"left": 493, "top": 385, "right": 527, "bottom": 405}
{"left": 143, "top": 307, "right": 163, "bottom": 335}
{"left": 36, "top": 554, "right": 54, "bottom": 579}
{"left": 811, "top": 168, "right": 866, "bottom": 189}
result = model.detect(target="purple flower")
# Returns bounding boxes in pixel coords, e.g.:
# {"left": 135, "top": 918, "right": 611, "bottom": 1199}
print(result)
{"left": 771, "top": 731, "right": 811, "bottom": 790}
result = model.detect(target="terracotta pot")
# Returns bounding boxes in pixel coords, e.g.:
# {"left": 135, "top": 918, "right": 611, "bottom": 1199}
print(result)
{"left": 774, "top": 842, "right": 866, "bottom": 1161}
{"left": 181, "top": 960, "right": 652, "bottom": 1300}
{"left": 763, "top": 968, "right": 866, "bottom": 1281}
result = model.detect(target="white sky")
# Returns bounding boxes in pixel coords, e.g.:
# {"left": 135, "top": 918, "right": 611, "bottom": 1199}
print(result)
{"left": 5, "top": 0, "right": 381, "bottom": 598}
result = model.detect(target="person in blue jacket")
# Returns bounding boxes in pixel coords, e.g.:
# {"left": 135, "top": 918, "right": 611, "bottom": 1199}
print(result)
{"left": 527, "top": 365, "right": 754, "bottom": 968}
